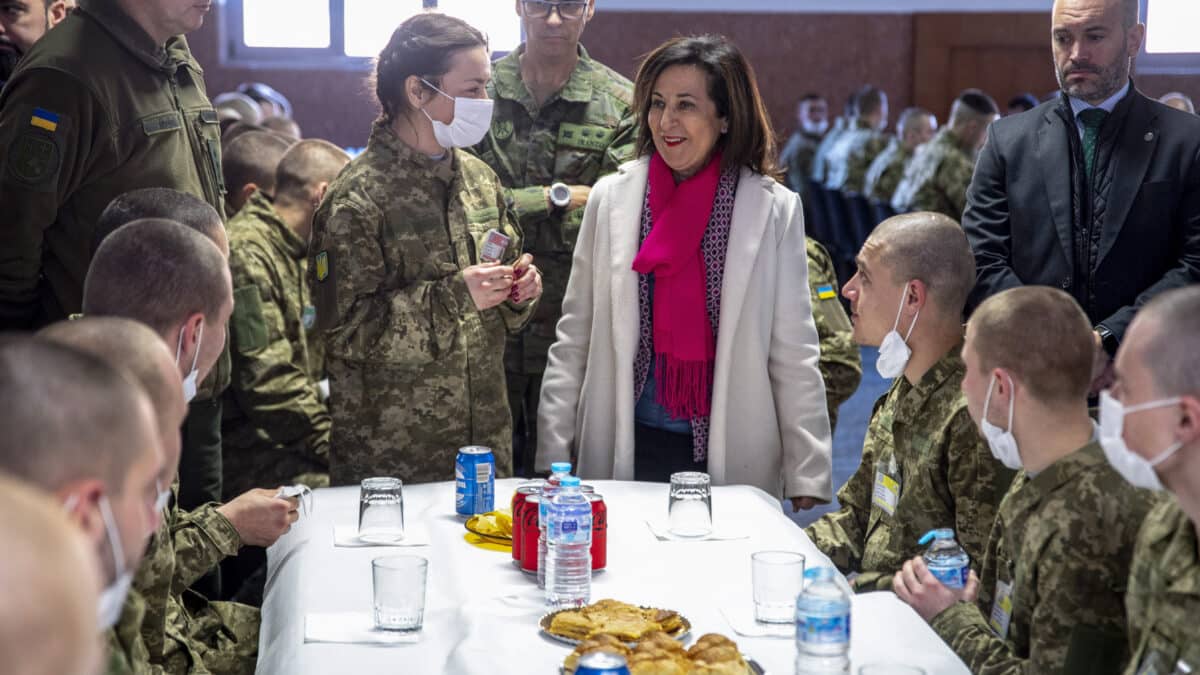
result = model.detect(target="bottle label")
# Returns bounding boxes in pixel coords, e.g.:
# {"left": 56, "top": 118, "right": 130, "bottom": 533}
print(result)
{"left": 929, "top": 565, "right": 969, "bottom": 589}
{"left": 796, "top": 614, "right": 850, "bottom": 645}
{"left": 988, "top": 579, "right": 1014, "bottom": 639}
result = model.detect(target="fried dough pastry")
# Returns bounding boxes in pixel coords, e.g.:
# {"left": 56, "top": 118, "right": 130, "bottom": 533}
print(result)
{"left": 548, "top": 599, "right": 684, "bottom": 642}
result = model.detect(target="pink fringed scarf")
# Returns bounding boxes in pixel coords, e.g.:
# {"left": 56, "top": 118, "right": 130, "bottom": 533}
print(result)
{"left": 631, "top": 152, "right": 722, "bottom": 419}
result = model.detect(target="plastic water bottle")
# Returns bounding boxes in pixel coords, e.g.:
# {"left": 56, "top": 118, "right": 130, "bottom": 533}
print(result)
{"left": 538, "top": 462, "right": 572, "bottom": 589}
{"left": 545, "top": 476, "right": 592, "bottom": 609}
{"left": 920, "top": 528, "right": 970, "bottom": 589}
{"left": 795, "top": 567, "right": 851, "bottom": 674}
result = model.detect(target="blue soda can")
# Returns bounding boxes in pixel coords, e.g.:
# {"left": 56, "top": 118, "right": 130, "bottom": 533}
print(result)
{"left": 455, "top": 446, "right": 495, "bottom": 516}
{"left": 576, "top": 652, "right": 631, "bottom": 675}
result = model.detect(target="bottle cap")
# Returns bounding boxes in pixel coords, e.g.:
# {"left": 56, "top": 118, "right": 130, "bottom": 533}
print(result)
{"left": 918, "top": 528, "right": 954, "bottom": 546}
{"left": 550, "top": 462, "right": 572, "bottom": 473}
{"left": 560, "top": 476, "right": 582, "bottom": 487}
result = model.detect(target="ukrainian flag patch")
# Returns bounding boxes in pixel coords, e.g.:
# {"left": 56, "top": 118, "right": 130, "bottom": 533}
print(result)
{"left": 30, "top": 108, "right": 59, "bottom": 133}
{"left": 315, "top": 251, "right": 329, "bottom": 282}
{"left": 817, "top": 284, "right": 837, "bottom": 300}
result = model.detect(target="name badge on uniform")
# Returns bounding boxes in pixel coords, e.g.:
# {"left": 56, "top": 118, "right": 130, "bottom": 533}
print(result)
{"left": 871, "top": 470, "right": 900, "bottom": 516}
{"left": 302, "top": 305, "right": 317, "bottom": 330}
{"left": 988, "top": 579, "right": 1014, "bottom": 639}
{"left": 557, "top": 123, "right": 615, "bottom": 153}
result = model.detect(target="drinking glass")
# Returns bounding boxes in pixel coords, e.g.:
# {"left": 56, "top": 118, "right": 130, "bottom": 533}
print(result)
{"left": 359, "top": 477, "right": 404, "bottom": 543}
{"left": 668, "top": 471, "right": 712, "bottom": 538}
{"left": 751, "top": 550, "right": 806, "bottom": 623}
{"left": 372, "top": 555, "right": 428, "bottom": 631}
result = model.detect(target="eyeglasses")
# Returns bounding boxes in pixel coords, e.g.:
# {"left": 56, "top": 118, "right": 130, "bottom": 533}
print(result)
{"left": 521, "top": 0, "right": 589, "bottom": 21}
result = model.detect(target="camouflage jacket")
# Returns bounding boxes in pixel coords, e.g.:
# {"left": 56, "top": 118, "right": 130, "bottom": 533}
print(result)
{"left": 0, "top": 0, "right": 224, "bottom": 330}
{"left": 106, "top": 591, "right": 156, "bottom": 675}
{"left": 805, "top": 347, "right": 1013, "bottom": 591}
{"left": 310, "top": 121, "right": 535, "bottom": 485}
{"left": 824, "top": 119, "right": 892, "bottom": 194}
{"left": 864, "top": 138, "right": 912, "bottom": 205}
{"left": 931, "top": 442, "right": 1157, "bottom": 675}
{"left": 810, "top": 117, "right": 848, "bottom": 185}
{"left": 473, "top": 44, "right": 635, "bottom": 376}
{"left": 805, "top": 238, "right": 861, "bottom": 431}
{"left": 223, "top": 191, "right": 329, "bottom": 498}
{"left": 1124, "top": 498, "right": 1200, "bottom": 675}
{"left": 891, "top": 127, "right": 976, "bottom": 219}
{"left": 123, "top": 487, "right": 246, "bottom": 672}
{"left": 780, "top": 130, "right": 823, "bottom": 194}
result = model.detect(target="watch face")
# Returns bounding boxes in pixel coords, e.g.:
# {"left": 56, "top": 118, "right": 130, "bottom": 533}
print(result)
{"left": 551, "top": 185, "right": 571, "bottom": 207}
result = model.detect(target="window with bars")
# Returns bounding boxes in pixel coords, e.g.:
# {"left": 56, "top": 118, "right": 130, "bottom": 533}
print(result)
{"left": 1138, "top": 0, "right": 1200, "bottom": 74}
{"left": 226, "top": 0, "right": 522, "bottom": 67}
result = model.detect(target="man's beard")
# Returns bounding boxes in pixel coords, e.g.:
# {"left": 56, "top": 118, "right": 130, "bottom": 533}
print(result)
{"left": 1057, "top": 57, "right": 1129, "bottom": 104}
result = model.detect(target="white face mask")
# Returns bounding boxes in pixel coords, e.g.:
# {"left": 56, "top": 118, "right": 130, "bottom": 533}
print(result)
{"left": 802, "top": 117, "right": 829, "bottom": 137}
{"left": 419, "top": 78, "right": 494, "bottom": 149}
{"left": 876, "top": 283, "right": 919, "bottom": 379}
{"left": 980, "top": 375, "right": 1022, "bottom": 470}
{"left": 66, "top": 493, "right": 133, "bottom": 630}
{"left": 175, "top": 323, "right": 203, "bottom": 404}
{"left": 1099, "top": 390, "right": 1183, "bottom": 491}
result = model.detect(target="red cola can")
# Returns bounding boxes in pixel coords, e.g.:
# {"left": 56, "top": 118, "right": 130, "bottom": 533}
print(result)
{"left": 520, "top": 494, "right": 541, "bottom": 575}
{"left": 510, "top": 482, "right": 543, "bottom": 567}
{"left": 588, "top": 493, "right": 607, "bottom": 571}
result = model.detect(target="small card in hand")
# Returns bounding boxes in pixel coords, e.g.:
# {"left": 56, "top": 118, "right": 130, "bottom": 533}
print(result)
{"left": 480, "top": 229, "right": 511, "bottom": 263}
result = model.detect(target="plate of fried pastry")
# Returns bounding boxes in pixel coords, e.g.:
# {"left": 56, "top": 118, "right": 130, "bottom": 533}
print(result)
{"left": 541, "top": 599, "right": 690, "bottom": 646}
{"left": 562, "top": 631, "right": 760, "bottom": 675}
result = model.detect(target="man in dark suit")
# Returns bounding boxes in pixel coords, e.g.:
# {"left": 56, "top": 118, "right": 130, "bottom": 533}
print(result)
{"left": 964, "top": 0, "right": 1200, "bottom": 392}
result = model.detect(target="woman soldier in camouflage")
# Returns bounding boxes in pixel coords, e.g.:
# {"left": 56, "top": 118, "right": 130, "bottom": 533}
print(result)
{"left": 308, "top": 13, "right": 543, "bottom": 486}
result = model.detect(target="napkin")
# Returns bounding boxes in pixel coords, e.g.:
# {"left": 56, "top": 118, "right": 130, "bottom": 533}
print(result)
{"left": 644, "top": 520, "right": 749, "bottom": 542}
{"left": 304, "top": 612, "right": 421, "bottom": 645}
{"left": 333, "top": 525, "right": 430, "bottom": 547}
{"left": 719, "top": 604, "right": 795, "bottom": 639}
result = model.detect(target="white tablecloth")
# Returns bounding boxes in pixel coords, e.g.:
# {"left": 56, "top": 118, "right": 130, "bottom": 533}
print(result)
{"left": 258, "top": 479, "right": 968, "bottom": 674}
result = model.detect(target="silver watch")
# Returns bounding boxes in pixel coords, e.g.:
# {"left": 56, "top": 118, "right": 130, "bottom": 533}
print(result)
{"left": 549, "top": 182, "right": 571, "bottom": 209}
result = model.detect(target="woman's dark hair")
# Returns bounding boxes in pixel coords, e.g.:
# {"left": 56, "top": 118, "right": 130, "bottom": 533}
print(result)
{"left": 632, "top": 35, "right": 778, "bottom": 177}
{"left": 371, "top": 13, "right": 487, "bottom": 123}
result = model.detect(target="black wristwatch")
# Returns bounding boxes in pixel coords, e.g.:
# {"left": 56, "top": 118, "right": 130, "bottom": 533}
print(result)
{"left": 1095, "top": 324, "right": 1119, "bottom": 356}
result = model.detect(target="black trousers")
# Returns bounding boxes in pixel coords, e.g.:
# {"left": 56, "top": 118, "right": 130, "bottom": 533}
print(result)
{"left": 633, "top": 423, "right": 706, "bottom": 482}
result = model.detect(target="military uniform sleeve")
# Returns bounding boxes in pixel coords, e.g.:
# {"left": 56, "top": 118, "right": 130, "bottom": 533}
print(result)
{"left": 930, "top": 601, "right": 1023, "bottom": 675}
{"left": 169, "top": 503, "right": 240, "bottom": 594}
{"left": 806, "top": 241, "right": 861, "bottom": 430}
{"left": 228, "top": 244, "right": 330, "bottom": 458}
{"left": 0, "top": 68, "right": 108, "bottom": 328}
{"left": 313, "top": 199, "right": 476, "bottom": 363}
{"left": 945, "top": 408, "right": 1013, "bottom": 568}
{"left": 106, "top": 591, "right": 160, "bottom": 675}
{"left": 804, "top": 404, "right": 883, "bottom": 573}
{"left": 599, "top": 108, "right": 638, "bottom": 176}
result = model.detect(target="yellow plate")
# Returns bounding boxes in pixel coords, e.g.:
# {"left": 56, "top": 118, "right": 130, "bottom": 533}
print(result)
{"left": 465, "top": 515, "right": 513, "bottom": 544}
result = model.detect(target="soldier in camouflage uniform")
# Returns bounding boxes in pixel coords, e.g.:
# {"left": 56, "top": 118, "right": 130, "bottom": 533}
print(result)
{"left": 224, "top": 140, "right": 351, "bottom": 499}
{"left": 780, "top": 94, "right": 829, "bottom": 193}
{"left": 864, "top": 107, "right": 936, "bottom": 205}
{"left": 824, "top": 86, "right": 891, "bottom": 195}
{"left": 311, "top": 14, "right": 541, "bottom": 486}
{"left": 894, "top": 287, "right": 1156, "bottom": 675}
{"left": 473, "top": 0, "right": 635, "bottom": 475}
{"left": 806, "top": 238, "right": 861, "bottom": 431}
{"left": 891, "top": 90, "right": 999, "bottom": 218}
{"left": 805, "top": 213, "right": 1012, "bottom": 592}
{"left": 1105, "top": 288, "right": 1200, "bottom": 675}
{"left": 810, "top": 93, "right": 857, "bottom": 186}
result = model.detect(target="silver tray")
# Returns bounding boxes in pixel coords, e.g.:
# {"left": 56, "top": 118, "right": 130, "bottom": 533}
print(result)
{"left": 559, "top": 653, "right": 765, "bottom": 674}
{"left": 538, "top": 606, "right": 692, "bottom": 647}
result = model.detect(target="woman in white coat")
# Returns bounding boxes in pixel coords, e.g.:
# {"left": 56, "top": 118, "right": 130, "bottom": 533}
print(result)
{"left": 536, "top": 35, "right": 833, "bottom": 509}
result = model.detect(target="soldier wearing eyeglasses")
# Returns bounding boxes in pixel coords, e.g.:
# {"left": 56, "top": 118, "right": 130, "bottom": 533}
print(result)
{"left": 473, "top": 0, "right": 636, "bottom": 476}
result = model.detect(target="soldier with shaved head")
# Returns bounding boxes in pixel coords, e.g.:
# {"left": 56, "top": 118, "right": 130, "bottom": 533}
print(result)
{"left": 805, "top": 212, "right": 1013, "bottom": 592}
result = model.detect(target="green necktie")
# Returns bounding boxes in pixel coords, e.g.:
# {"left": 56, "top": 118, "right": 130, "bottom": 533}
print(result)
{"left": 1079, "top": 108, "right": 1109, "bottom": 181}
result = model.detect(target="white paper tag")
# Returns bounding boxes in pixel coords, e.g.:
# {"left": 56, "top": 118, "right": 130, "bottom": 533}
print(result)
{"left": 988, "top": 579, "right": 1014, "bottom": 639}
{"left": 872, "top": 471, "right": 900, "bottom": 516}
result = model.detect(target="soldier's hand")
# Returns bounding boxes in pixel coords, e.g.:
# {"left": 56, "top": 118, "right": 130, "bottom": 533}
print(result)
{"left": 463, "top": 262, "right": 515, "bottom": 311}
{"left": 892, "top": 556, "right": 966, "bottom": 623}
{"left": 510, "top": 254, "right": 543, "bottom": 304}
{"left": 566, "top": 185, "right": 591, "bottom": 211}
{"left": 217, "top": 488, "right": 301, "bottom": 548}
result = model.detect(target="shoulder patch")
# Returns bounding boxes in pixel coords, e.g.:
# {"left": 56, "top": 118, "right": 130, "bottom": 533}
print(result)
{"left": 7, "top": 132, "right": 61, "bottom": 186}
{"left": 315, "top": 251, "right": 330, "bottom": 282}
{"left": 29, "top": 108, "right": 60, "bottom": 132}
{"left": 492, "top": 119, "right": 513, "bottom": 141}
{"left": 816, "top": 284, "right": 837, "bottom": 300}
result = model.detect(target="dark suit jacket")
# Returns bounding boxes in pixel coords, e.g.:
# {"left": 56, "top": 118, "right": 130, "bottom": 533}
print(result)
{"left": 963, "top": 87, "right": 1200, "bottom": 342}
